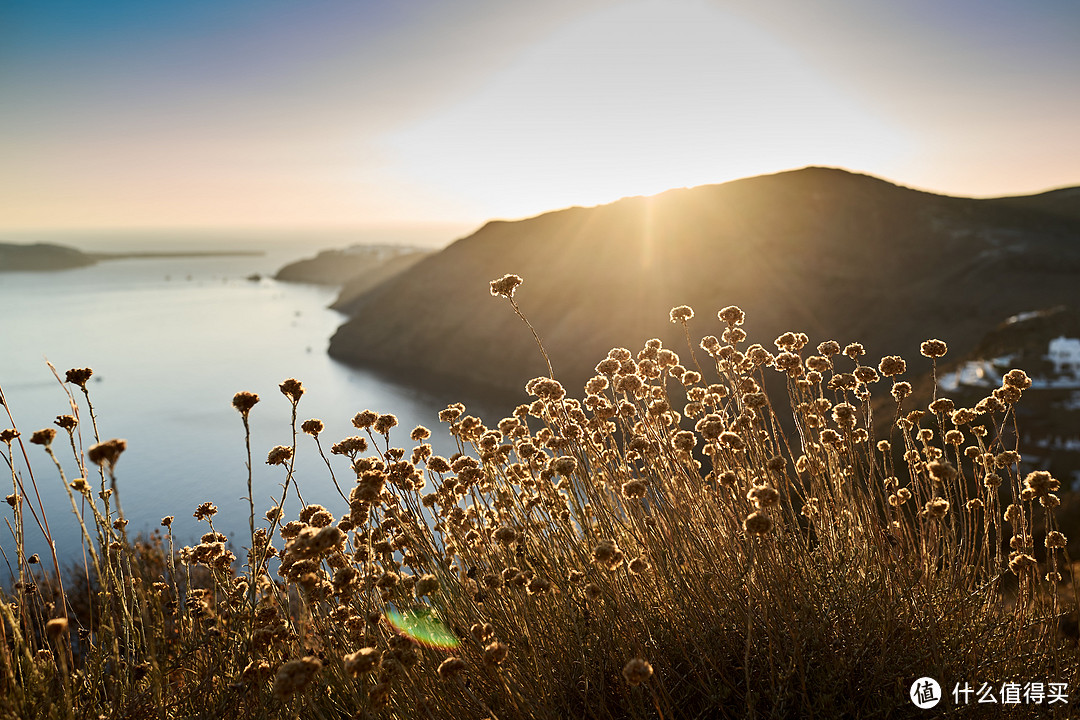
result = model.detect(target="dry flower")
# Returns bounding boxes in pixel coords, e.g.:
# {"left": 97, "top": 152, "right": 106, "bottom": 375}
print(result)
{"left": 878, "top": 356, "right": 906, "bottom": 377}
{"left": 273, "top": 656, "right": 321, "bottom": 699}
{"left": 438, "top": 657, "right": 467, "bottom": 680}
{"left": 65, "top": 367, "right": 93, "bottom": 388}
{"left": 667, "top": 305, "right": 693, "bottom": 325}
{"left": 744, "top": 511, "right": 773, "bottom": 535}
{"left": 266, "top": 445, "right": 293, "bottom": 466}
{"left": 29, "top": 428, "right": 56, "bottom": 446}
{"left": 88, "top": 438, "right": 126, "bottom": 469}
{"left": 622, "top": 658, "right": 653, "bottom": 686}
{"left": 232, "top": 391, "right": 259, "bottom": 415}
{"left": 489, "top": 273, "right": 523, "bottom": 298}
{"left": 343, "top": 648, "right": 381, "bottom": 677}
{"left": 920, "top": 339, "right": 948, "bottom": 358}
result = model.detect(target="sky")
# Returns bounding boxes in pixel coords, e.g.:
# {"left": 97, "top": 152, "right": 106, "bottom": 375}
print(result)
{"left": 1, "top": 0, "right": 1078, "bottom": 234}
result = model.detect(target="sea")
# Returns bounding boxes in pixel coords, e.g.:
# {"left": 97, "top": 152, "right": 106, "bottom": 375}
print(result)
{"left": 0, "top": 228, "right": 504, "bottom": 567}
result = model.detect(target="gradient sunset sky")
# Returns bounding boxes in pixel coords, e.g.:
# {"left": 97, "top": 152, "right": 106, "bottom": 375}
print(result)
{"left": 2, "top": 0, "right": 1077, "bottom": 232}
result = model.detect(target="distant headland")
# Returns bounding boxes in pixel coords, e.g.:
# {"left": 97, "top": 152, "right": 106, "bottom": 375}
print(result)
{"left": 0, "top": 241, "right": 263, "bottom": 272}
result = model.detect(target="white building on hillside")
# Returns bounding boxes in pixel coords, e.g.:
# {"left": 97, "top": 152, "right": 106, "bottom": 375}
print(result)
{"left": 1047, "top": 337, "right": 1080, "bottom": 375}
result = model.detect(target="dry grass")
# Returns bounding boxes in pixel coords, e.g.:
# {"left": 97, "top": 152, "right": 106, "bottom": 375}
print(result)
{"left": 1, "top": 275, "right": 1077, "bottom": 719}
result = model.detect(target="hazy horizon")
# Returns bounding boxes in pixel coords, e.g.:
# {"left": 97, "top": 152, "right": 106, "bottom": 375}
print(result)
{"left": 3, "top": 0, "right": 1078, "bottom": 234}
{"left": 2, "top": 165, "right": 1078, "bottom": 243}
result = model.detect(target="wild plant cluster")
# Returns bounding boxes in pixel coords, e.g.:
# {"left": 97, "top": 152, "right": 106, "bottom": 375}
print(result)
{"left": 1, "top": 274, "right": 1077, "bottom": 719}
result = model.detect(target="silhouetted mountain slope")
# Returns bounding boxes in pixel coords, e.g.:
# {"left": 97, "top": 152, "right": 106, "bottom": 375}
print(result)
{"left": 328, "top": 167, "right": 1080, "bottom": 395}
{"left": 997, "top": 186, "right": 1080, "bottom": 223}
{"left": 275, "top": 245, "right": 430, "bottom": 287}
{"left": 330, "top": 251, "right": 434, "bottom": 312}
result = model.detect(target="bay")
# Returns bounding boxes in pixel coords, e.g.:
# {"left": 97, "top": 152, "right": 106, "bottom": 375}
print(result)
{"left": 0, "top": 230, "right": 504, "bottom": 566}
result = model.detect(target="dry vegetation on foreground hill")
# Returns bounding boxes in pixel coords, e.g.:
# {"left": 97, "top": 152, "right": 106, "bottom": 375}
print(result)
{"left": 2, "top": 275, "right": 1078, "bottom": 719}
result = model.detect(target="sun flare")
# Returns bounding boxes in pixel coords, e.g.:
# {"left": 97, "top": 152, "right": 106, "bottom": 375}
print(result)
{"left": 381, "top": 0, "right": 911, "bottom": 220}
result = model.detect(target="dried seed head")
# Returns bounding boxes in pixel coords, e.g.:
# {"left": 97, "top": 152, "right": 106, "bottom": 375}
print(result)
{"left": 527, "top": 577, "right": 551, "bottom": 595}
{"left": 483, "top": 641, "right": 509, "bottom": 666}
{"left": 927, "top": 461, "right": 957, "bottom": 484}
{"left": 719, "top": 431, "right": 744, "bottom": 450}
{"left": 622, "top": 658, "right": 654, "bottom": 686}
{"left": 976, "top": 395, "right": 1006, "bottom": 415}
{"left": 950, "top": 408, "right": 978, "bottom": 426}
{"left": 993, "top": 385, "right": 1023, "bottom": 404}
{"left": 29, "top": 428, "right": 56, "bottom": 447}
{"left": 343, "top": 648, "right": 381, "bottom": 677}
{"left": 273, "top": 656, "right": 322, "bottom": 699}
{"left": 65, "top": 368, "right": 93, "bottom": 388}
{"left": 1041, "top": 494, "right": 1061, "bottom": 508}
{"left": 331, "top": 436, "right": 367, "bottom": 456}
{"left": 301, "top": 419, "right": 324, "bottom": 436}
{"left": 816, "top": 340, "right": 839, "bottom": 357}
{"left": 743, "top": 510, "right": 773, "bottom": 535}
{"left": 723, "top": 327, "right": 747, "bottom": 345}
{"left": 45, "top": 617, "right": 68, "bottom": 640}
{"left": 891, "top": 382, "right": 912, "bottom": 402}
{"left": 494, "top": 526, "right": 518, "bottom": 544}
{"left": 437, "top": 656, "right": 467, "bottom": 680}
{"left": 1008, "top": 553, "right": 1037, "bottom": 575}
{"left": 747, "top": 484, "right": 780, "bottom": 508}
{"left": 1003, "top": 369, "right": 1032, "bottom": 390}
{"left": 1046, "top": 531, "right": 1067, "bottom": 549}
{"left": 878, "top": 356, "right": 906, "bottom": 377}
{"left": 266, "top": 445, "right": 293, "bottom": 466}
{"left": 552, "top": 456, "right": 577, "bottom": 476}
{"left": 415, "top": 574, "right": 440, "bottom": 597}
{"left": 1003, "top": 503, "right": 1022, "bottom": 524}
{"left": 410, "top": 426, "right": 431, "bottom": 441}
{"left": 774, "top": 332, "right": 797, "bottom": 351}
{"left": 718, "top": 306, "right": 745, "bottom": 327}
{"left": 843, "top": 343, "right": 865, "bottom": 360}
{"left": 920, "top": 339, "right": 948, "bottom": 358}
{"left": 87, "top": 439, "right": 126, "bottom": 469}
{"left": 921, "top": 498, "right": 950, "bottom": 520}
{"left": 1022, "top": 471, "right": 1059, "bottom": 498}
{"left": 353, "top": 410, "right": 378, "bottom": 429}
{"left": 669, "top": 305, "right": 694, "bottom": 324}
{"left": 374, "top": 414, "right": 398, "bottom": 435}
{"left": 54, "top": 415, "right": 77, "bottom": 431}
{"left": 831, "top": 403, "right": 857, "bottom": 430}
{"left": 592, "top": 539, "right": 623, "bottom": 570}
{"left": 489, "top": 274, "right": 523, "bottom": 298}
{"left": 232, "top": 391, "right": 260, "bottom": 415}
{"left": 928, "top": 398, "right": 955, "bottom": 415}
{"left": 279, "top": 378, "right": 304, "bottom": 403}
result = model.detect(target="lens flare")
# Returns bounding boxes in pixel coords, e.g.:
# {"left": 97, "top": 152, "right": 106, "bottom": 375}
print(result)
{"left": 384, "top": 606, "right": 459, "bottom": 650}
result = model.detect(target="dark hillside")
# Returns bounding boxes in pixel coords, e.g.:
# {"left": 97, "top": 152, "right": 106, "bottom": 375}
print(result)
{"left": 329, "top": 167, "right": 1080, "bottom": 395}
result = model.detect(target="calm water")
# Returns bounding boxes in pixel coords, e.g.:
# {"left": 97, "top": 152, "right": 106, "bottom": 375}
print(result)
{"left": 0, "top": 232, "right": 503, "bottom": 564}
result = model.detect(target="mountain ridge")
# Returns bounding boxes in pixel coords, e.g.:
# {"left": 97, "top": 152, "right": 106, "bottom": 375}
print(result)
{"left": 328, "top": 167, "right": 1080, "bottom": 395}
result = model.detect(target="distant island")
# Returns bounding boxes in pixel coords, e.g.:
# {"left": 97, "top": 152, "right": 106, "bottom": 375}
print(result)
{"left": 0, "top": 241, "right": 263, "bottom": 272}
{"left": 0, "top": 242, "right": 97, "bottom": 271}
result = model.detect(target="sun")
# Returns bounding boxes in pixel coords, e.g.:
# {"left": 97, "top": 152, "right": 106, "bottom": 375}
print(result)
{"left": 379, "top": 0, "right": 911, "bottom": 221}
